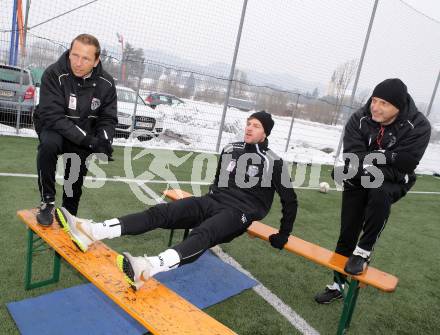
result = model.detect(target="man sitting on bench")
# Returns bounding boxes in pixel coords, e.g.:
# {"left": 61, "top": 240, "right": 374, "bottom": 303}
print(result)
{"left": 315, "top": 78, "right": 430, "bottom": 304}
{"left": 57, "top": 111, "right": 298, "bottom": 290}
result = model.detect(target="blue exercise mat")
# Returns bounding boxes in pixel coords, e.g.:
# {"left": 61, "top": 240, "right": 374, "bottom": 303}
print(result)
{"left": 7, "top": 250, "right": 257, "bottom": 335}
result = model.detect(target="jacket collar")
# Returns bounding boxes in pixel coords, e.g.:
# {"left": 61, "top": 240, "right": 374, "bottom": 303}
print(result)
{"left": 244, "top": 138, "right": 269, "bottom": 152}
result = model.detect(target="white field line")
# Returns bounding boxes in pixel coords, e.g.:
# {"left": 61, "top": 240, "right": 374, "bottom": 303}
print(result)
{"left": 210, "top": 245, "right": 319, "bottom": 335}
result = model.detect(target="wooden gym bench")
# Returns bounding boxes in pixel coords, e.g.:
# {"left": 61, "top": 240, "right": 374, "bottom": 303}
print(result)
{"left": 17, "top": 209, "right": 236, "bottom": 335}
{"left": 163, "top": 189, "right": 399, "bottom": 335}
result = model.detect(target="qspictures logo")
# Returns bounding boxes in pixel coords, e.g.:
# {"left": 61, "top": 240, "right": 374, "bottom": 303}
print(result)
{"left": 57, "top": 129, "right": 389, "bottom": 204}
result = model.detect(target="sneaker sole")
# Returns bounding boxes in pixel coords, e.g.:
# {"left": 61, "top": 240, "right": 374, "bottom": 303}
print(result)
{"left": 36, "top": 216, "right": 53, "bottom": 227}
{"left": 116, "top": 254, "right": 137, "bottom": 290}
{"left": 344, "top": 270, "right": 363, "bottom": 275}
{"left": 55, "top": 208, "right": 88, "bottom": 253}
{"left": 344, "top": 265, "right": 368, "bottom": 276}
{"left": 54, "top": 210, "right": 62, "bottom": 226}
{"left": 315, "top": 295, "right": 343, "bottom": 304}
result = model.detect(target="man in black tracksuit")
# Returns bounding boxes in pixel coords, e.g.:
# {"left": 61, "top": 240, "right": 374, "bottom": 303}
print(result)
{"left": 58, "top": 111, "right": 298, "bottom": 290}
{"left": 34, "top": 34, "right": 117, "bottom": 226}
{"left": 315, "top": 78, "right": 431, "bottom": 304}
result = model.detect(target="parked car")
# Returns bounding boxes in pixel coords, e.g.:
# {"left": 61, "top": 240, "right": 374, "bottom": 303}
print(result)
{"left": 115, "top": 86, "right": 164, "bottom": 140}
{"left": 29, "top": 67, "right": 44, "bottom": 108}
{"left": 0, "top": 64, "right": 37, "bottom": 128}
{"left": 143, "top": 92, "right": 184, "bottom": 109}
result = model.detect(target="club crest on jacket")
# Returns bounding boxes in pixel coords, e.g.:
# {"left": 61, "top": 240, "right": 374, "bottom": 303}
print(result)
{"left": 91, "top": 97, "right": 101, "bottom": 110}
{"left": 247, "top": 165, "right": 259, "bottom": 177}
{"left": 226, "top": 160, "right": 236, "bottom": 172}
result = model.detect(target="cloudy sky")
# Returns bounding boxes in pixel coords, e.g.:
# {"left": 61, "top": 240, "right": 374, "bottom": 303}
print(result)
{"left": 1, "top": 0, "right": 439, "bottom": 114}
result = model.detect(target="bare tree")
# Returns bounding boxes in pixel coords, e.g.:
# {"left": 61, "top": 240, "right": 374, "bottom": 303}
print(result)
{"left": 329, "top": 59, "right": 359, "bottom": 125}
{"left": 182, "top": 72, "right": 195, "bottom": 98}
{"left": 122, "top": 42, "right": 145, "bottom": 86}
{"left": 27, "top": 40, "right": 59, "bottom": 68}
{"left": 356, "top": 88, "right": 371, "bottom": 107}
{"left": 100, "top": 48, "right": 119, "bottom": 80}
{"left": 254, "top": 87, "right": 290, "bottom": 116}
{"left": 302, "top": 99, "right": 334, "bottom": 124}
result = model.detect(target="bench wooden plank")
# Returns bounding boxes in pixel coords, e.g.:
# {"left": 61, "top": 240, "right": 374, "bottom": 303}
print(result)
{"left": 17, "top": 209, "right": 236, "bottom": 335}
{"left": 162, "top": 189, "right": 398, "bottom": 293}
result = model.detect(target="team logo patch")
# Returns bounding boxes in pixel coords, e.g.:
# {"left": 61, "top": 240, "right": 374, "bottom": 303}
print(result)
{"left": 386, "top": 135, "right": 397, "bottom": 148}
{"left": 226, "top": 160, "right": 236, "bottom": 172}
{"left": 91, "top": 97, "right": 101, "bottom": 110}
{"left": 247, "top": 165, "right": 259, "bottom": 177}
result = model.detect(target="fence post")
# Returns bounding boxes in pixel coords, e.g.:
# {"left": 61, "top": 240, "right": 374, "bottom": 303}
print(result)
{"left": 15, "top": 0, "right": 31, "bottom": 134}
{"left": 215, "top": 0, "right": 248, "bottom": 152}
{"left": 131, "top": 59, "right": 144, "bottom": 138}
{"left": 426, "top": 69, "right": 440, "bottom": 118}
{"left": 9, "top": 0, "right": 18, "bottom": 65}
{"left": 285, "top": 93, "right": 300, "bottom": 152}
{"left": 334, "top": 0, "right": 378, "bottom": 163}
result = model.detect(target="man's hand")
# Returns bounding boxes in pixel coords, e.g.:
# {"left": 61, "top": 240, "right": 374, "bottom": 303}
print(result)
{"left": 269, "top": 232, "right": 289, "bottom": 250}
{"left": 390, "top": 152, "right": 417, "bottom": 172}
{"left": 97, "top": 137, "right": 113, "bottom": 158}
{"left": 81, "top": 135, "right": 113, "bottom": 158}
{"left": 377, "top": 150, "right": 417, "bottom": 172}
{"left": 81, "top": 135, "right": 99, "bottom": 150}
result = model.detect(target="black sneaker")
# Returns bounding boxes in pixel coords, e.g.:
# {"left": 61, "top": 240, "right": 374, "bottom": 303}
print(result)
{"left": 314, "top": 287, "right": 343, "bottom": 304}
{"left": 344, "top": 254, "right": 369, "bottom": 275}
{"left": 36, "top": 202, "right": 55, "bottom": 226}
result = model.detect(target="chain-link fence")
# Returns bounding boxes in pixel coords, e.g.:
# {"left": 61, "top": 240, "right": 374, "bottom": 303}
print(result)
{"left": 1, "top": 0, "right": 439, "bottom": 173}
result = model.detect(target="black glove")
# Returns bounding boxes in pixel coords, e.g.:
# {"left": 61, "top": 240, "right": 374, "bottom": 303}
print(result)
{"left": 389, "top": 152, "right": 417, "bottom": 172}
{"left": 97, "top": 138, "right": 113, "bottom": 158}
{"left": 269, "top": 233, "right": 289, "bottom": 250}
{"left": 81, "top": 135, "right": 100, "bottom": 150}
{"left": 81, "top": 135, "right": 113, "bottom": 158}
{"left": 371, "top": 150, "right": 417, "bottom": 173}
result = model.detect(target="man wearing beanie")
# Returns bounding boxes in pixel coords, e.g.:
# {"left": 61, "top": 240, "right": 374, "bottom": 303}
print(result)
{"left": 315, "top": 78, "right": 431, "bottom": 304}
{"left": 56, "top": 111, "right": 298, "bottom": 290}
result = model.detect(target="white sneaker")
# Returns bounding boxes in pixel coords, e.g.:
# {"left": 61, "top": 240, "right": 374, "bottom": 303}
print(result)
{"left": 116, "top": 252, "right": 152, "bottom": 290}
{"left": 56, "top": 207, "right": 95, "bottom": 252}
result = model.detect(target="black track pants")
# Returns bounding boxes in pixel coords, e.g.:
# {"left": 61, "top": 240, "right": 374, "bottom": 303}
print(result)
{"left": 37, "top": 130, "right": 90, "bottom": 215}
{"left": 118, "top": 195, "right": 250, "bottom": 265}
{"left": 333, "top": 181, "right": 408, "bottom": 283}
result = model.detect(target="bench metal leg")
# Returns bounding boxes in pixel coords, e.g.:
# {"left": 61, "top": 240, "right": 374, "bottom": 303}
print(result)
{"left": 337, "top": 279, "right": 360, "bottom": 335}
{"left": 168, "top": 229, "right": 175, "bottom": 247}
{"left": 25, "top": 228, "right": 61, "bottom": 290}
{"left": 168, "top": 228, "right": 190, "bottom": 247}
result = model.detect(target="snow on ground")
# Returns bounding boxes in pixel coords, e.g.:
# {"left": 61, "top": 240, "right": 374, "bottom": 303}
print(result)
{"left": 1, "top": 99, "right": 438, "bottom": 175}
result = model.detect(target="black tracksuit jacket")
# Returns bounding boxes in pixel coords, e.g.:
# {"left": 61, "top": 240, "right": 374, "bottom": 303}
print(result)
{"left": 209, "top": 140, "right": 298, "bottom": 235}
{"left": 33, "top": 50, "right": 117, "bottom": 143}
{"left": 344, "top": 94, "right": 431, "bottom": 187}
